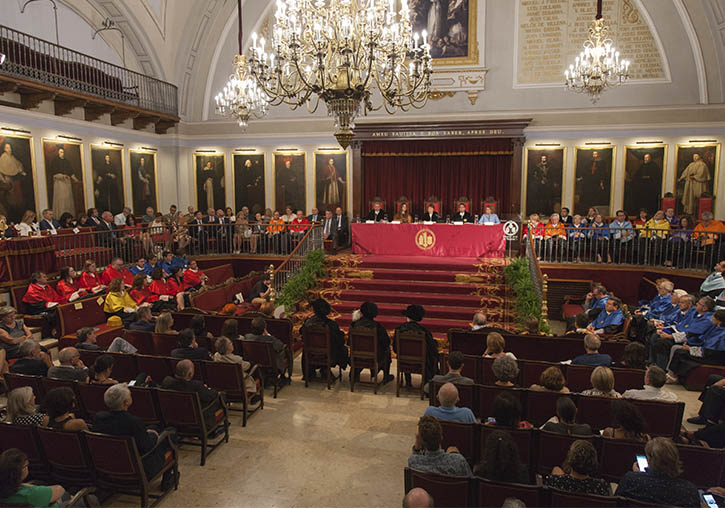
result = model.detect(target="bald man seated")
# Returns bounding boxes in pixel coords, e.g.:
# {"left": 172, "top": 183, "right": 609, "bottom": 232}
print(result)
{"left": 403, "top": 488, "right": 434, "bottom": 508}
{"left": 423, "top": 382, "right": 476, "bottom": 423}
{"left": 162, "top": 359, "right": 222, "bottom": 430}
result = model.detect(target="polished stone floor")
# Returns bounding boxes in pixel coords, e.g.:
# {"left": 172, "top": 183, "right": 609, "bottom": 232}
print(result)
{"left": 104, "top": 354, "right": 702, "bottom": 508}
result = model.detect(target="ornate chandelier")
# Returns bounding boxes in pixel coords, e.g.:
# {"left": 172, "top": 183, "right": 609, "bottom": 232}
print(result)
{"left": 214, "top": 0, "right": 269, "bottom": 128}
{"left": 247, "top": 0, "right": 433, "bottom": 148}
{"left": 565, "top": 0, "right": 630, "bottom": 101}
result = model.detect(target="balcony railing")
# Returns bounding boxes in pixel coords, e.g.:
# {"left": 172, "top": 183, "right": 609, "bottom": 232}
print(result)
{"left": 0, "top": 24, "right": 178, "bottom": 117}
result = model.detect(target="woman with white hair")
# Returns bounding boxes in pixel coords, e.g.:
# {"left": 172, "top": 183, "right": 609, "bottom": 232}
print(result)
{"left": 6, "top": 387, "right": 48, "bottom": 426}
{"left": 0, "top": 306, "right": 32, "bottom": 360}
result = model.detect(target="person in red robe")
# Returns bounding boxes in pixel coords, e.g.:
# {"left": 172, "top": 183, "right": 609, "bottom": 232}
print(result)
{"left": 149, "top": 267, "right": 184, "bottom": 310}
{"left": 182, "top": 259, "right": 208, "bottom": 291}
{"left": 129, "top": 273, "right": 175, "bottom": 313}
{"left": 55, "top": 266, "right": 87, "bottom": 304}
{"left": 101, "top": 257, "right": 134, "bottom": 287}
{"left": 79, "top": 260, "right": 106, "bottom": 293}
{"left": 22, "top": 272, "right": 62, "bottom": 314}
{"left": 167, "top": 268, "right": 188, "bottom": 310}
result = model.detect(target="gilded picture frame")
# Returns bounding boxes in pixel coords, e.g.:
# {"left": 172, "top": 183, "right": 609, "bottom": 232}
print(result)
{"left": 572, "top": 146, "right": 616, "bottom": 217}
{"left": 90, "top": 144, "right": 126, "bottom": 213}
{"left": 622, "top": 144, "right": 667, "bottom": 217}
{"left": 42, "top": 138, "right": 86, "bottom": 218}
{"left": 129, "top": 149, "right": 159, "bottom": 213}
{"left": 233, "top": 152, "right": 266, "bottom": 215}
{"left": 674, "top": 143, "right": 721, "bottom": 218}
{"left": 523, "top": 146, "right": 565, "bottom": 218}
{"left": 273, "top": 151, "right": 306, "bottom": 213}
{"left": 0, "top": 133, "right": 38, "bottom": 224}
{"left": 193, "top": 153, "right": 227, "bottom": 212}
{"left": 411, "top": 0, "right": 478, "bottom": 66}
{"left": 313, "top": 150, "right": 349, "bottom": 214}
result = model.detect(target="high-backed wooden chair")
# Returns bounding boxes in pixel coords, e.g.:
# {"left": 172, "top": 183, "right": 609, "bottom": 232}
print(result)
{"left": 481, "top": 199, "right": 498, "bottom": 215}
{"left": 152, "top": 333, "right": 180, "bottom": 356}
{"left": 0, "top": 422, "right": 51, "bottom": 482}
{"left": 135, "top": 355, "right": 173, "bottom": 384}
{"left": 241, "top": 340, "right": 286, "bottom": 398}
{"left": 438, "top": 420, "right": 479, "bottom": 466}
{"left": 536, "top": 430, "right": 593, "bottom": 474}
{"left": 477, "top": 478, "right": 543, "bottom": 508}
{"left": 6, "top": 372, "right": 46, "bottom": 400}
{"left": 598, "top": 436, "right": 646, "bottom": 482}
{"left": 395, "top": 196, "right": 410, "bottom": 217}
{"left": 547, "top": 488, "right": 618, "bottom": 507}
{"left": 348, "top": 326, "right": 380, "bottom": 393}
{"left": 201, "top": 360, "right": 263, "bottom": 427}
{"left": 395, "top": 329, "right": 428, "bottom": 399}
{"left": 423, "top": 196, "right": 442, "bottom": 216}
{"left": 124, "top": 330, "right": 155, "bottom": 355}
{"left": 36, "top": 427, "right": 96, "bottom": 492}
{"left": 404, "top": 468, "right": 472, "bottom": 508}
{"left": 301, "top": 324, "right": 340, "bottom": 390}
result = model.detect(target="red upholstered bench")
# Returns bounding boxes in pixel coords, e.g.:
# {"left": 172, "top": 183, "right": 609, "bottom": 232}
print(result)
{"left": 204, "top": 264, "right": 235, "bottom": 286}
{"left": 684, "top": 364, "right": 725, "bottom": 391}
{"left": 57, "top": 297, "right": 123, "bottom": 349}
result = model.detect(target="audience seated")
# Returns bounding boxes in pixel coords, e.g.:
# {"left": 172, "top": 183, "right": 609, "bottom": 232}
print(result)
{"left": 394, "top": 304, "right": 439, "bottom": 387}
{"left": 154, "top": 312, "right": 177, "bottom": 334}
{"left": 426, "top": 351, "right": 473, "bottom": 395}
{"left": 161, "top": 359, "right": 223, "bottom": 430}
{"left": 302, "top": 299, "right": 349, "bottom": 379}
{"left": 92, "top": 383, "right": 177, "bottom": 489}
{"left": 104, "top": 278, "right": 142, "bottom": 322}
{"left": 571, "top": 334, "right": 612, "bottom": 367}
{"left": 79, "top": 260, "right": 106, "bottom": 293}
{"left": 407, "top": 415, "right": 472, "bottom": 477}
{"left": 544, "top": 440, "right": 610, "bottom": 496}
{"left": 101, "top": 257, "right": 133, "bottom": 287}
{"left": 243, "top": 317, "right": 287, "bottom": 379}
{"left": 6, "top": 386, "right": 49, "bottom": 426}
{"left": 220, "top": 319, "right": 242, "bottom": 341}
{"left": 623, "top": 365, "right": 677, "bottom": 401}
{"left": 130, "top": 273, "right": 174, "bottom": 313}
{"left": 44, "top": 386, "right": 88, "bottom": 431}
{"left": 520, "top": 315, "right": 541, "bottom": 335}
{"left": 0, "top": 306, "right": 33, "bottom": 360}
{"left": 350, "top": 301, "right": 393, "bottom": 383}
{"left": 530, "top": 366, "right": 570, "bottom": 393}
{"left": 56, "top": 266, "right": 87, "bottom": 304}
{"left": 250, "top": 275, "right": 273, "bottom": 306}
{"left": 667, "top": 308, "right": 725, "bottom": 383}
{"left": 492, "top": 356, "right": 519, "bottom": 387}
{"left": 587, "top": 297, "right": 625, "bottom": 337}
{"left": 127, "top": 306, "right": 156, "bottom": 332}
{"left": 76, "top": 326, "right": 136, "bottom": 353}
{"left": 10, "top": 340, "right": 51, "bottom": 376}
{"left": 470, "top": 311, "right": 486, "bottom": 331}
{"left": 22, "top": 271, "right": 61, "bottom": 315}
{"left": 612, "top": 342, "right": 646, "bottom": 370}
{"left": 602, "top": 399, "right": 650, "bottom": 442}
{"left": 489, "top": 392, "right": 531, "bottom": 429}
{"left": 424, "top": 383, "right": 475, "bottom": 423}
{"left": 213, "top": 336, "right": 260, "bottom": 403}
{"left": 90, "top": 354, "right": 118, "bottom": 385}
{"left": 648, "top": 293, "right": 697, "bottom": 369}
{"left": 47, "top": 347, "right": 89, "bottom": 383}
{"left": 565, "top": 313, "right": 590, "bottom": 336}
{"left": 654, "top": 296, "right": 715, "bottom": 372}
{"left": 170, "top": 329, "right": 212, "bottom": 361}
{"left": 0, "top": 449, "right": 65, "bottom": 507}
{"left": 614, "top": 437, "right": 701, "bottom": 507}
{"left": 581, "top": 366, "right": 621, "bottom": 398}
{"left": 402, "top": 488, "right": 434, "bottom": 508}
{"left": 541, "top": 397, "right": 593, "bottom": 436}
{"left": 149, "top": 267, "right": 184, "bottom": 310}
{"left": 483, "top": 332, "right": 517, "bottom": 359}
{"left": 687, "top": 374, "right": 725, "bottom": 428}
{"left": 701, "top": 261, "right": 725, "bottom": 299}
{"left": 473, "top": 430, "right": 529, "bottom": 483}
{"left": 183, "top": 259, "right": 208, "bottom": 290}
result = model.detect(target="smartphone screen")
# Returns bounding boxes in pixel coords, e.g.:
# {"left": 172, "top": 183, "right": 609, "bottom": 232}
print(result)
{"left": 704, "top": 494, "right": 718, "bottom": 508}
{"left": 128, "top": 380, "right": 136, "bottom": 387}
{"left": 636, "top": 455, "right": 648, "bottom": 471}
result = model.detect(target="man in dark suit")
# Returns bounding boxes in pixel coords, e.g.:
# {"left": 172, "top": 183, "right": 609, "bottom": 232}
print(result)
{"left": 162, "top": 359, "right": 222, "bottom": 429}
{"left": 92, "top": 383, "right": 176, "bottom": 488}
{"left": 39, "top": 209, "right": 61, "bottom": 231}
{"left": 366, "top": 201, "right": 386, "bottom": 222}
{"left": 83, "top": 208, "right": 101, "bottom": 227}
{"left": 96, "top": 210, "right": 123, "bottom": 254}
{"left": 170, "top": 329, "right": 212, "bottom": 360}
{"left": 394, "top": 304, "right": 439, "bottom": 387}
{"left": 321, "top": 210, "right": 336, "bottom": 243}
{"left": 243, "top": 316, "right": 288, "bottom": 379}
{"left": 422, "top": 204, "right": 440, "bottom": 222}
{"left": 307, "top": 207, "right": 321, "bottom": 223}
{"left": 202, "top": 208, "right": 221, "bottom": 252}
{"left": 188, "top": 210, "right": 207, "bottom": 254}
{"left": 454, "top": 203, "right": 472, "bottom": 222}
{"left": 334, "top": 206, "right": 349, "bottom": 246}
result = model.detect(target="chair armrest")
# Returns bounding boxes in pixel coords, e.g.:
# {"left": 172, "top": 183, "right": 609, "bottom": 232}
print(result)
{"left": 245, "top": 364, "right": 264, "bottom": 389}
{"left": 141, "top": 429, "right": 178, "bottom": 459}
{"left": 67, "top": 486, "right": 97, "bottom": 507}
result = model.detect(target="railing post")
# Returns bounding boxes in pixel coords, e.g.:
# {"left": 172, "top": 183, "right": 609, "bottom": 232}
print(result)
{"left": 541, "top": 273, "right": 549, "bottom": 324}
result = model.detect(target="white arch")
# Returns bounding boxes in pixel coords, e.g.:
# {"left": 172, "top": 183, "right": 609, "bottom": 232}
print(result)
{"left": 672, "top": 0, "right": 708, "bottom": 103}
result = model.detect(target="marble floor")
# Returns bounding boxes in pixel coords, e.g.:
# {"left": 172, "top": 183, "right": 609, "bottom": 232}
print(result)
{"left": 104, "top": 354, "right": 703, "bottom": 508}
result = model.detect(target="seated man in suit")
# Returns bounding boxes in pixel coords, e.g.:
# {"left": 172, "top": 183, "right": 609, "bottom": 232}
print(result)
{"left": 321, "top": 210, "right": 336, "bottom": 243}
{"left": 93, "top": 383, "right": 177, "bottom": 490}
{"left": 424, "top": 351, "right": 473, "bottom": 395}
{"left": 127, "top": 306, "right": 156, "bottom": 332}
{"left": 422, "top": 204, "right": 440, "bottom": 223}
{"left": 96, "top": 210, "right": 125, "bottom": 253}
{"left": 47, "top": 347, "right": 89, "bottom": 383}
{"left": 243, "top": 317, "right": 288, "bottom": 381}
{"left": 162, "top": 359, "right": 223, "bottom": 430}
{"left": 9, "top": 340, "right": 52, "bottom": 376}
{"left": 76, "top": 326, "right": 137, "bottom": 353}
{"left": 334, "top": 207, "right": 349, "bottom": 246}
{"left": 366, "top": 201, "right": 386, "bottom": 222}
{"left": 170, "top": 328, "right": 212, "bottom": 360}
{"left": 188, "top": 210, "right": 208, "bottom": 254}
{"left": 307, "top": 207, "right": 321, "bottom": 223}
{"left": 394, "top": 304, "right": 439, "bottom": 387}
{"left": 586, "top": 297, "right": 625, "bottom": 337}
{"left": 453, "top": 203, "right": 472, "bottom": 222}
{"left": 38, "top": 209, "right": 61, "bottom": 231}
{"left": 571, "top": 334, "right": 612, "bottom": 367}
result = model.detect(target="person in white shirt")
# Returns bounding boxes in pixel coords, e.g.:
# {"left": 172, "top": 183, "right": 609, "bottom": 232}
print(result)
{"left": 622, "top": 365, "right": 678, "bottom": 402}
{"left": 471, "top": 312, "right": 487, "bottom": 331}
{"left": 478, "top": 205, "right": 500, "bottom": 224}
{"left": 114, "top": 207, "right": 132, "bottom": 226}
{"left": 701, "top": 261, "right": 725, "bottom": 299}
{"left": 14, "top": 210, "right": 38, "bottom": 237}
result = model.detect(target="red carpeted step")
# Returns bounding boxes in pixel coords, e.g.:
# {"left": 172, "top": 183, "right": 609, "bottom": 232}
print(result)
{"left": 329, "top": 267, "right": 503, "bottom": 284}
{"left": 328, "top": 255, "right": 505, "bottom": 273}
{"left": 336, "top": 314, "right": 478, "bottom": 334}
{"left": 319, "top": 289, "right": 504, "bottom": 308}
{"left": 329, "top": 301, "right": 501, "bottom": 321}
{"left": 319, "top": 278, "right": 505, "bottom": 295}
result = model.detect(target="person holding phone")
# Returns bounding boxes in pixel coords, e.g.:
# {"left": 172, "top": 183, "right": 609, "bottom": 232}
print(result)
{"left": 615, "top": 437, "right": 701, "bottom": 507}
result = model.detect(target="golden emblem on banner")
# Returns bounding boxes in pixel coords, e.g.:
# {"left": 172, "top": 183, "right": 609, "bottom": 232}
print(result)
{"left": 415, "top": 228, "right": 436, "bottom": 250}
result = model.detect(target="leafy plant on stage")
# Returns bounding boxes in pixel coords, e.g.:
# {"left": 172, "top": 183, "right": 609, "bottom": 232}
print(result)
{"left": 276, "top": 249, "right": 326, "bottom": 312}
{"left": 504, "top": 257, "right": 551, "bottom": 334}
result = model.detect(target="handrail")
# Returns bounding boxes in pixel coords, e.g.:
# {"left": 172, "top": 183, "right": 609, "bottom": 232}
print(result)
{"left": 270, "top": 225, "right": 323, "bottom": 296}
{"left": 272, "top": 224, "right": 319, "bottom": 277}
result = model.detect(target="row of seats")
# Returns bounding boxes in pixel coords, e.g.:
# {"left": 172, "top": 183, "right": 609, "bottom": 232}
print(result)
{"left": 428, "top": 382, "right": 685, "bottom": 437}
{"left": 429, "top": 422, "right": 724, "bottom": 489}
{"left": 440, "top": 354, "right": 645, "bottom": 393}
{"left": 404, "top": 467, "right": 687, "bottom": 508}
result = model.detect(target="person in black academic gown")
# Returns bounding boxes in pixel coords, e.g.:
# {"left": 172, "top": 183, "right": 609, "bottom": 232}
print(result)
{"left": 366, "top": 201, "right": 386, "bottom": 222}
{"left": 453, "top": 203, "right": 472, "bottom": 222}
{"left": 302, "top": 298, "right": 349, "bottom": 380}
{"left": 350, "top": 301, "right": 394, "bottom": 383}
{"left": 394, "top": 304, "right": 439, "bottom": 387}
{"left": 422, "top": 204, "right": 440, "bottom": 222}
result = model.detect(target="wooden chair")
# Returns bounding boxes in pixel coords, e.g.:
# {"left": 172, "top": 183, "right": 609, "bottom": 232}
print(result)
{"left": 155, "top": 389, "right": 229, "bottom": 466}
{"left": 85, "top": 430, "right": 179, "bottom": 508}
{"left": 301, "top": 324, "right": 341, "bottom": 390}
{"left": 576, "top": 394, "right": 614, "bottom": 432}
{"left": 630, "top": 399, "right": 684, "bottom": 438}
{"left": 477, "top": 478, "right": 543, "bottom": 508}
{"left": 480, "top": 356, "right": 496, "bottom": 385}
{"left": 135, "top": 355, "right": 173, "bottom": 384}
{"left": 0, "top": 423, "right": 52, "bottom": 482}
{"left": 447, "top": 328, "right": 487, "bottom": 356}
{"left": 598, "top": 436, "right": 646, "bottom": 482}
{"left": 430, "top": 381, "right": 475, "bottom": 416}
{"left": 546, "top": 488, "right": 618, "bottom": 507}
{"left": 201, "top": 360, "right": 263, "bottom": 427}
{"left": 525, "top": 389, "right": 568, "bottom": 427}
{"left": 77, "top": 349, "right": 104, "bottom": 369}
{"left": 123, "top": 330, "right": 155, "bottom": 355}
{"left": 128, "top": 386, "right": 166, "bottom": 427}
{"left": 481, "top": 199, "right": 498, "bottom": 215}
{"left": 76, "top": 382, "right": 111, "bottom": 420}
{"left": 536, "top": 430, "right": 593, "bottom": 474}
{"left": 241, "top": 340, "right": 286, "bottom": 398}
{"left": 152, "top": 333, "right": 180, "bottom": 356}
{"left": 5, "top": 372, "right": 45, "bottom": 400}
{"left": 612, "top": 368, "right": 646, "bottom": 393}
{"left": 477, "top": 386, "right": 524, "bottom": 421}
{"left": 348, "top": 326, "right": 380, "bottom": 394}
{"left": 106, "top": 352, "right": 140, "bottom": 383}
{"left": 480, "top": 425, "right": 536, "bottom": 480}
{"left": 36, "top": 427, "right": 96, "bottom": 492}
{"left": 438, "top": 420, "right": 479, "bottom": 466}
{"left": 677, "top": 442, "right": 725, "bottom": 489}
{"left": 395, "top": 196, "right": 410, "bottom": 218}
{"left": 520, "top": 360, "right": 552, "bottom": 389}
{"left": 404, "top": 468, "right": 472, "bottom": 508}
{"left": 566, "top": 365, "right": 596, "bottom": 393}
{"left": 454, "top": 196, "right": 471, "bottom": 214}
{"left": 395, "top": 329, "right": 428, "bottom": 399}
{"left": 167, "top": 358, "right": 203, "bottom": 381}
{"left": 423, "top": 196, "right": 442, "bottom": 216}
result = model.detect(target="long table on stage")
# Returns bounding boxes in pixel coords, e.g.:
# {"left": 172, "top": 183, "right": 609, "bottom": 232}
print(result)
{"left": 351, "top": 223, "right": 505, "bottom": 257}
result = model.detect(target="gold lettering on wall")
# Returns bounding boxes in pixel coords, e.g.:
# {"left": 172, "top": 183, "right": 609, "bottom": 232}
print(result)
{"left": 371, "top": 129, "right": 506, "bottom": 138}
{"left": 516, "top": 0, "right": 665, "bottom": 86}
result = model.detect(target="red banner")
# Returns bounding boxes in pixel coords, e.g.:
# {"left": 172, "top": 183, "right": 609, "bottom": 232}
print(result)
{"left": 351, "top": 223, "right": 505, "bottom": 258}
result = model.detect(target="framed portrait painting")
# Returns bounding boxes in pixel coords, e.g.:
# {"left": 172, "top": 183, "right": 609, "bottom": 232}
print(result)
{"left": 194, "top": 153, "right": 226, "bottom": 212}
{"left": 523, "top": 147, "right": 564, "bottom": 217}
{"left": 274, "top": 152, "right": 306, "bottom": 213}
{"left": 623, "top": 145, "right": 666, "bottom": 217}
{"left": 573, "top": 146, "right": 615, "bottom": 216}
{"left": 410, "top": 0, "right": 478, "bottom": 65}
{"left": 314, "top": 151, "right": 347, "bottom": 213}
{"left": 233, "top": 153, "right": 265, "bottom": 215}
{"left": 130, "top": 150, "right": 158, "bottom": 214}
{"left": 0, "top": 134, "right": 37, "bottom": 224}
{"left": 42, "top": 139, "right": 85, "bottom": 218}
{"left": 90, "top": 145, "right": 125, "bottom": 214}
{"left": 674, "top": 144, "right": 720, "bottom": 217}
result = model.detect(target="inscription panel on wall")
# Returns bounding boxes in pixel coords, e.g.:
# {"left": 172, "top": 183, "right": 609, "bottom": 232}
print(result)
{"left": 515, "top": 0, "right": 666, "bottom": 86}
